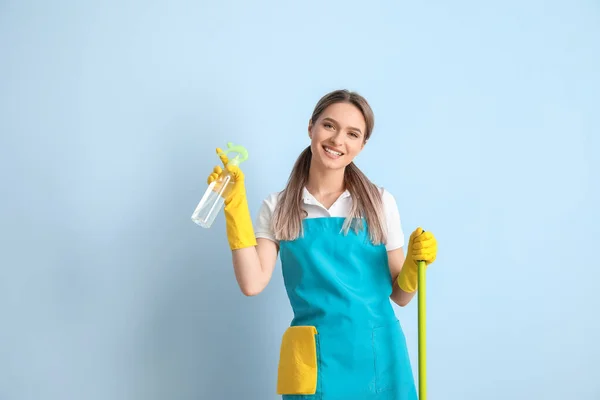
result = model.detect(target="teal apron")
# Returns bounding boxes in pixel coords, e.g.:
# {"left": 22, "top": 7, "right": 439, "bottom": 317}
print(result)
{"left": 277, "top": 217, "right": 417, "bottom": 399}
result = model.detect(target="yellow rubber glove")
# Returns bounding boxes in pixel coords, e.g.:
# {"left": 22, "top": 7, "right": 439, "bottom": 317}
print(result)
{"left": 207, "top": 148, "right": 257, "bottom": 250}
{"left": 397, "top": 227, "right": 438, "bottom": 293}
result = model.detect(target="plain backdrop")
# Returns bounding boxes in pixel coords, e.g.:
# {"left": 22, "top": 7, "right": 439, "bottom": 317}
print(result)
{"left": 1, "top": 1, "right": 598, "bottom": 399}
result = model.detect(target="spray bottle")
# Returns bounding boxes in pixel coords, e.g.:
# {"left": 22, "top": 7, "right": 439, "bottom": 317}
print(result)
{"left": 191, "top": 142, "right": 249, "bottom": 228}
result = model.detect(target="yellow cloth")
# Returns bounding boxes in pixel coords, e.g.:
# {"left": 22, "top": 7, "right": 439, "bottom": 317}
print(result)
{"left": 276, "top": 326, "right": 318, "bottom": 395}
{"left": 397, "top": 227, "right": 438, "bottom": 292}
{"left": 207, "top": 148, "right": 257, "bottom": 250}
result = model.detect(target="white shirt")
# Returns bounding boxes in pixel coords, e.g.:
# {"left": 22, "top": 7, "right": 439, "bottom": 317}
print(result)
{"left": 254, "top": 187, "right": 405, "bottom": 251}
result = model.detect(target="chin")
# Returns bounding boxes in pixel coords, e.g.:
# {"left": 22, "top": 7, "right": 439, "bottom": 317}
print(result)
{"left": 322, "top": 160, "right": 345, "bottom": 170}
{"left": 320, "top": 155, "right": 350, "bottom": 171}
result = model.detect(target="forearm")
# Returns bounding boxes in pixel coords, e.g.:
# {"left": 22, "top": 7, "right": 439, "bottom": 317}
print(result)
{"left": 390, "top": 278, "right": 416, "bottom": 307}
{"left": 231, "top": 246, "right": 270, "bottom": 296}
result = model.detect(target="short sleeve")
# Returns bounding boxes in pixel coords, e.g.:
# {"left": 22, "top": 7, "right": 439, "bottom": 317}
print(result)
{"left": 254, "top": 192, "right": 280, "bottom": 244}
{"left": 381, "top": 188, "right": 405, "bottom": 251}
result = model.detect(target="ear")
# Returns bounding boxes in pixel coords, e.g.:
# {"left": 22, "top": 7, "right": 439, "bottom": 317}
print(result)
{"left": 308, "top": 119, "right": 313, "bottom": 139}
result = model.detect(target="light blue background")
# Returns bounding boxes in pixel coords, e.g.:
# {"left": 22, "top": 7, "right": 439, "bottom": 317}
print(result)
{"left": 1, "top": 1, "right": 598, "bottom": 399}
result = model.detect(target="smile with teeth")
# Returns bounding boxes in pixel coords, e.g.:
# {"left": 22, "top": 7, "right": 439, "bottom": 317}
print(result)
{"left": 323, "top": 146, "right": 343, "bottom": 157}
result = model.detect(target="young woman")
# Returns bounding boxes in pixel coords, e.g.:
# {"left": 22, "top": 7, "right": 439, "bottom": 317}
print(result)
{"left": 207, "top": 89, "right": 438, "bottom": 399}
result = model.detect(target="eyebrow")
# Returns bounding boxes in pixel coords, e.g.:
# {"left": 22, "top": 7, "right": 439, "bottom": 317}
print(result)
{"left": 322, "top": 117, "right": 363, "bottom": 134}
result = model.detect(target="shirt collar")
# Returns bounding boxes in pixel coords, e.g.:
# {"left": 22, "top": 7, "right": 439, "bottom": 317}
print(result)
{"left": 302, "top": 187, "right": 351, "bottom": 204}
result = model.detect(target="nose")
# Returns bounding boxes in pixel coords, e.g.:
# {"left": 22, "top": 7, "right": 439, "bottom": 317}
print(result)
{"left": 330, "top": 131, "right": 344, "bottom": 145}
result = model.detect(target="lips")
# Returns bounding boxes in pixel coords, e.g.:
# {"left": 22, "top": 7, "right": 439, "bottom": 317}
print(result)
{"left": 322, "top": 145, "right": 344, "bottom": 157}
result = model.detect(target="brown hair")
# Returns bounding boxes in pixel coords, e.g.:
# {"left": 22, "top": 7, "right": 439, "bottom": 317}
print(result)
{"left": 271, "top": 89, "right": 387, "bottom": 245}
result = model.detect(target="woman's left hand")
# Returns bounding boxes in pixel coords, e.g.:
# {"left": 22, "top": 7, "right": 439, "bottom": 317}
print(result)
{"left": 396, "top": 227, "right": 438, "bottom": 292}
{"left": 408, "top": 227, "right": 437, "bottom": 266}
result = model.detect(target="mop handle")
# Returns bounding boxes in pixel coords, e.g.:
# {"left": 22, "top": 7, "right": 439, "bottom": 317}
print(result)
{"left": 418, "top": 260, "right": 427, "bottom": 400}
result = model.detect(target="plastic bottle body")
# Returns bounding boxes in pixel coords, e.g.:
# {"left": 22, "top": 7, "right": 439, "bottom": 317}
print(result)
{"left": 191, "top": 168, "right": 234, "bottom": 228}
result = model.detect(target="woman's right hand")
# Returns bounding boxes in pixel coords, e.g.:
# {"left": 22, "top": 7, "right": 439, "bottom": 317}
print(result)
{"left": 207, "top": 147, "right": 257, "bottom": 250}
{"left": 207, "top": 147, "right": 246, "bottom": 205}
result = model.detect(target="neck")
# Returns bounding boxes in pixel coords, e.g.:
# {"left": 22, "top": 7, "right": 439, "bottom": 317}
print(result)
{"left": 306, "top": 162, "right": 346, "bottom": 197}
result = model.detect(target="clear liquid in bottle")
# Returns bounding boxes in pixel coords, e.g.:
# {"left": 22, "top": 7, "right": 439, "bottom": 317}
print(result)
{"left": 191, "top": 170, "right": 233, "bottom": 228}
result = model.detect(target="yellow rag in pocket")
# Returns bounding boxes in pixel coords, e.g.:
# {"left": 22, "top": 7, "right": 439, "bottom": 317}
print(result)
{"left": 276, "top": 326, "right": 318, "bottom": 395}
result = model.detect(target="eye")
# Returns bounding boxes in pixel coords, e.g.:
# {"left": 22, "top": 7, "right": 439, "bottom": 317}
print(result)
{"left": 324, "top": 123, "right": 334, "bottom": 129}
{"left": 349, "top": 131, "right": 360, "bottom": 138}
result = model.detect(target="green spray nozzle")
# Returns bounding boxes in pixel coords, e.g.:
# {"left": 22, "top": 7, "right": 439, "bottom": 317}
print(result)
{"left": 218, "top": 142, "right": 249, "bottom": 166}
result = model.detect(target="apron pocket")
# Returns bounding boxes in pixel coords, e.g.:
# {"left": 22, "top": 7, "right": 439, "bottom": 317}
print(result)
{"left": 276, "top": 325, "right": 319, "bottom": 395}
{"left": 372, "top": 321, "right": 404, "bottom": 393}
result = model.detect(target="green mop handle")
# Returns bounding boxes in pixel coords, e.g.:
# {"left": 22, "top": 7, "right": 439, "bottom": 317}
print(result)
{"left": 418, "top": 260, "right": 427, "bottom": 399}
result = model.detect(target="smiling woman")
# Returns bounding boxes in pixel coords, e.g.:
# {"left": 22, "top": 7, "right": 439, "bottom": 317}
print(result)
{"left": 309, "top": 104, "right": 368, "bottom": 176}
{"left": 206, "top": 89, "right": 439, "bottom": 399}
{"left": 274, "top": 91, "right": 384, "bottom": 245}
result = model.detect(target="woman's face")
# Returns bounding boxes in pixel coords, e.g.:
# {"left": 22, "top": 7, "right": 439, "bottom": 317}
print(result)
{"left": 308, "top": 102, "right": 367, "bottom": 171}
